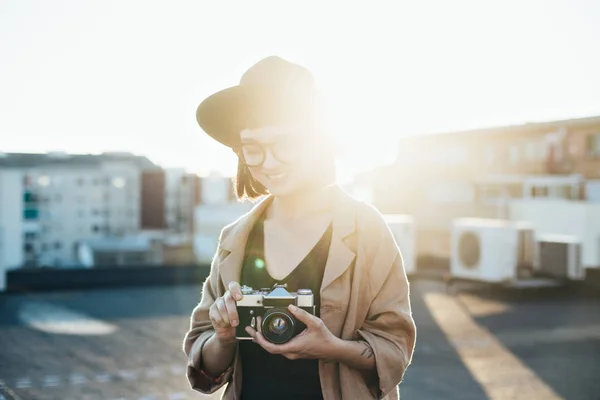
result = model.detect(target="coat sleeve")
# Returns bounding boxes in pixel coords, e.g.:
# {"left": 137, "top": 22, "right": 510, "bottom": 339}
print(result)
{"left": 182, "top": 230, "right": 234, "bottom": 394}
{"left": 354, "top": 208, "right": 417, "bottom": 398}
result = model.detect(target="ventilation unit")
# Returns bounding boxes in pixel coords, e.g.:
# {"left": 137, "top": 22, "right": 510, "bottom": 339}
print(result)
{"left": 451, "top": 218, "right": 519, "bottom": 282}
{"left": 537, "top": 234, "right": 584, "bottom": 280}
{"left": 384, "top": 214, "right": 415, "bottom": 275}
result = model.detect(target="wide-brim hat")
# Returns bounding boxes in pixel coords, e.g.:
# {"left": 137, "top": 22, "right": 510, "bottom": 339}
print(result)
{"left": 196, "top": 56, "right": 322, "bottom": 148}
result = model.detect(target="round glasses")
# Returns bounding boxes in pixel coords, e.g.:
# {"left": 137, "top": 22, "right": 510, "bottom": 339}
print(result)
{"left": 233, "top": 138, "right": 301, "bottom": 167}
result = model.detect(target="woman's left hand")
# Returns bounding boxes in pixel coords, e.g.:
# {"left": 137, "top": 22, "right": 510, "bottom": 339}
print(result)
{"left": 245, "top": 304, "right": 338, "bottom": 360}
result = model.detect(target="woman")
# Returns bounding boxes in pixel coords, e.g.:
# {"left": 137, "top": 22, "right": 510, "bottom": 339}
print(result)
{"left": 183, "top": 56, "right": 416, "bottom": 400}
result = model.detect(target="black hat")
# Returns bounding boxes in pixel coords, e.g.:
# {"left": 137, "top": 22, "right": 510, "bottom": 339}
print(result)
{"left": 196, "top": 56, "right": 321, "bottom": 148}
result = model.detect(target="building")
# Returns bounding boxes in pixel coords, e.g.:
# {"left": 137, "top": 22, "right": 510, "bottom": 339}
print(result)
{"left": 140, "top": 168, "right": 199, "bottom": 234}
{"left": 192, "top": 171, "right": 251, "bottom": 264}
{"left": 359, "top": 115, "right": 600, "bottom": 264}
{"left": 0, "top": 152, "right": 199, "bottom": 268}
{"left": 0, "top": 170, "right": 24, "bottom": 289}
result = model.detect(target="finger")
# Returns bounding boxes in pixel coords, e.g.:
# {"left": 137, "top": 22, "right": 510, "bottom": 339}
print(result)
{"left": 228, "top": 281, "right": 243, "bottom": 301}
{"left": 288, "top": 305, "right": 320, "bottom": 328}
{"left": 245, "top": 326, "right": 258, "bottom": 341}
{"left": 253, "top": 331, "right": 283, "bottom": 354}
{"left": 215, "top": 297, "right": 230, "bottom": 325}
{"left": 251, "top": 322, "right": 299, "bottom": 355}
{"left": 223, "top": 291, "right": 239, "bottom": 327}
{"left": 256, "top": 316, "right": 262, "bottom": 334}
{"left": 209, "top": 306, "right": 226, "bottom": 327}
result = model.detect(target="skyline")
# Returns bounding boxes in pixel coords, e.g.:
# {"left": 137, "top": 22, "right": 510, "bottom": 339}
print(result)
{"left": 2, "top": 0, "right": 600, "bottom": 179}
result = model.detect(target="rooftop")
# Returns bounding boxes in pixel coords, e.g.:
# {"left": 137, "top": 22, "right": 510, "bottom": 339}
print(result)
{"left": 0, "top": 152, "right": 160, "bottom": 170}
{"left": 403, "top": 114, "right": 600, "bottom": 139}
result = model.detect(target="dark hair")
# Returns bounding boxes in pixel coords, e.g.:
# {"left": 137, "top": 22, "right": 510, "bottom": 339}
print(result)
{"left": 233, "top": 159, "right": 269, "bottom": 201}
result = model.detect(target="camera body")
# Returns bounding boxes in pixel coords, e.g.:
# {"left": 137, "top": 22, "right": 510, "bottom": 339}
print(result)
{"left": 235, "top": 284, "right": 315, "bottom": 344}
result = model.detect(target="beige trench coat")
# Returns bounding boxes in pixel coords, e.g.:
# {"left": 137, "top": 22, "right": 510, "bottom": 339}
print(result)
{"left": 183, "top": 186, "right": 416, "bottom": 399}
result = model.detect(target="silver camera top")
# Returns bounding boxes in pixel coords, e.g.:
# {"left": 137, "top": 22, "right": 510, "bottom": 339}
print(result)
{"left": 236, "top": 285, "right": 314, "bottom": 307}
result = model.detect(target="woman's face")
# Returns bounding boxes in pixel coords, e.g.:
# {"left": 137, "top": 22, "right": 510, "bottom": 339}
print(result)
{"left": 238, "top": 125, "right": 331, "bottom": 197}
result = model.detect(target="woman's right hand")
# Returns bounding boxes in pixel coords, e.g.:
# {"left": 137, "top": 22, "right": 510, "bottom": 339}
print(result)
{"left": 208, "top": 281, "right": 243, "bottom": 345}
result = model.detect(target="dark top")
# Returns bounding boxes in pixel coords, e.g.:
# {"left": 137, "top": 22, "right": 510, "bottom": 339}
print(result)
{"left": 239, "top": 211, "right": 333, "bottom": 400}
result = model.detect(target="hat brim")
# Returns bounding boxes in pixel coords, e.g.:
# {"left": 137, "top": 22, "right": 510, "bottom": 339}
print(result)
{"left": 196, "top": 85, "right": 319, "bottom": 148}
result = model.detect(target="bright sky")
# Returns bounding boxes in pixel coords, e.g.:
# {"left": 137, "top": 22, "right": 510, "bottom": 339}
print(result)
{"left": 1, "top": 0, "right": 600, "bottom": 181}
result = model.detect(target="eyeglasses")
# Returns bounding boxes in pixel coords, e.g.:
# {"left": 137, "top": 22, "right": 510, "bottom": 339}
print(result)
{"left": 233, "top": 138, "right": 303, "bottom": 167}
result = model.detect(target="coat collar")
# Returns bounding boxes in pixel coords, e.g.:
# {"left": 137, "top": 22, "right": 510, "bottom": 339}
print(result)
{"left": 218, "top": 185, "right": 357, "bottom": 292}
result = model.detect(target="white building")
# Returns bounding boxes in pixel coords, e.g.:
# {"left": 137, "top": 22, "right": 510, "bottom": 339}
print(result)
{"left": 200, "top": 170, "right": 234, "bottom": 205}
{"left": 1, "top": 152, "right": 246, "bottom": 272}
{"left": 0, "top": 170, "right": 24, "bottom": 289}
{"left": 0, "top": 152, "right": 166, "bottom": 268}
{"left": 164, "top": 168, "right": 196, "bottom": 234}
{"left": 193, "top": 171, "right": 252, "bottom": 264}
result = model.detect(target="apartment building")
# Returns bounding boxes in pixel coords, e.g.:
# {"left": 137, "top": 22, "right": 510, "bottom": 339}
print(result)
{"left": 0, "top": 152, "right": 199, "bottom": 268}
{"left": 0, "top": 170, "right": 24, "bottom": 276}
{"left": 359, "top": 115, "right": 600, "bottom": 262}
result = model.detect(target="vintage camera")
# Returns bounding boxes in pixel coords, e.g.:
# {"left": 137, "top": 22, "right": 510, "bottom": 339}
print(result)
{"left": 236, "top": 284, "right": 315, "bottom": 344}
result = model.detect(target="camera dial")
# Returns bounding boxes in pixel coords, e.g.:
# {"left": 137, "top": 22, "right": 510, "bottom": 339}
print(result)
{"left": 240, "top": 285, "right": 254, "bottom": 295}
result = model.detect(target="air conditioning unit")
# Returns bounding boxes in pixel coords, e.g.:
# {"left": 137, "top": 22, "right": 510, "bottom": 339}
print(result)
{"left": 537, "top": 234, "right": 584, "bottom": 280}
{"left": 451, "top": 218, "right": 519, "bottom": 282}
{"left": 384, "top": 214, "right": 415, "bottom": 275}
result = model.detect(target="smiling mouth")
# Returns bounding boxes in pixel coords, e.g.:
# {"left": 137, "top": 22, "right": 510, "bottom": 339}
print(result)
{"left": 266, "top": 172, "right": 288, "bottom": 180}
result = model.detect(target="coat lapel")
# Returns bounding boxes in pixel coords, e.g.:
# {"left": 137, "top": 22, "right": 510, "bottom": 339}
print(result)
{"left": 320, "top": 187, "right": 357, "bottom": 292}
{"left": 218, "top": 195, "right": 274, "bottom": 290}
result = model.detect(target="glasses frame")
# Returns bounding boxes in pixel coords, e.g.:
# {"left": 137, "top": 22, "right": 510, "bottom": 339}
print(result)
{"left": 232, "top": 140, "right": 301, "bottom": 167}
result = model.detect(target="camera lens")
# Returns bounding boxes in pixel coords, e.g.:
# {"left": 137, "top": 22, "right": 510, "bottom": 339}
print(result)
{"left": 261, "top": 309, "right": 295, "bottom": 344}
{"left": 268, "top": 316, "right": 288, "bottom": 334}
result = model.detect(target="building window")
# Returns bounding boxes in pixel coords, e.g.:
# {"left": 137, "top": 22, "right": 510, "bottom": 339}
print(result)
{"left": 588, "top": 133, "right": 600, "bottom": 158}
{"left": 54, "top": 241, "right": 62, "bottom": 250}
{"left": 24, "top": 232, "right": 38, "bottom": 241}
{"left": 483, "top": 146, "right": 494, "bottom": 166}
{"left": 112, "top": 177, "right": 126, "bottom": 188}
{"left": 433, "top": 145, "right": 468, "bottom": 165}
{"left": 23, "top": 208, "right": 39, "bottom": 220}
{"left": 37, "top": 176, "right": 51, "bottom": 187}
{"left": 427, "top": 182, "right": 475, "bottom": 204}
{"left": 77, "top": 177, "right": 85, "bottom": 186}
{"left": 92, "top": 225, "right": 100, "bottom": 233}
{"left": 536, "top": 142, "right": 548, "bottom": 160}
{"left": 509, "top": 145, "right": 520, "bottom": 164}
{"left": 23, "top": 191, "right": 38, "bottom": 204}
{"left": 525, "top": 142, "right": 537, "bottom": 161}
